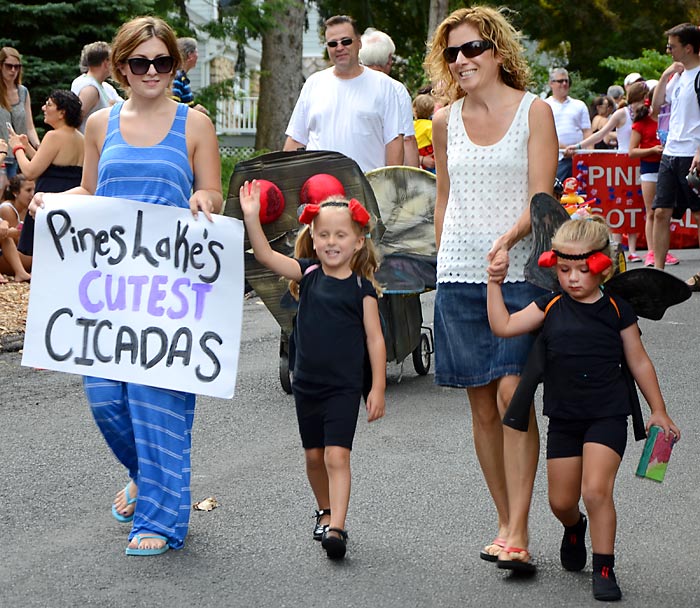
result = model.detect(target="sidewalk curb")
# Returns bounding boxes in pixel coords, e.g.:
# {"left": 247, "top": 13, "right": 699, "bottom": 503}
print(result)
{"left": 0, "top": 332, "right": 24, "bottom": 353}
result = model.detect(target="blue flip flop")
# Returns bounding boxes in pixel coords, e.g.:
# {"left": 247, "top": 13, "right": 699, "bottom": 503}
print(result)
{"left": 111, "top": 482, "right": 137, "bottom": 523}
{"left": 125, "top": 534, "right": 170, "bottom": 556}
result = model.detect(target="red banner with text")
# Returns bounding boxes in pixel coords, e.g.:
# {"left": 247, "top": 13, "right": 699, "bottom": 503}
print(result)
{"left": 572, "top": 151, "right": 698, "bottom": 249}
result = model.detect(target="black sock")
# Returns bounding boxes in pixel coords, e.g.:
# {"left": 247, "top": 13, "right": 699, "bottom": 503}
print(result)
{"left": 593, "top": 553, "right": 615, "bottom": 574}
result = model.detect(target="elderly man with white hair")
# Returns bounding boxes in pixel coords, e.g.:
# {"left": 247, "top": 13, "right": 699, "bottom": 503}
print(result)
{"left": 359, "top": 29, "right": 419, "bottom": 167}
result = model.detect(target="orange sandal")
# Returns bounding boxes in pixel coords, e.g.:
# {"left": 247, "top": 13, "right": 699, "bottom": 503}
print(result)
{"left": 480, "top": 537, "right": 506, "bottom": 562}
{"left": 496, "top": 546, "right": 536, "bottom": 573}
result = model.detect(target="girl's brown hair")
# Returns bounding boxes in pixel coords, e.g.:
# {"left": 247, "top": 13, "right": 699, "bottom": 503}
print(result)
{"left": 0, "top": 47, "right": 23, "bottom": 111}
{"left": 628, "top": 81, "right": 651, "bottom": 123}
{"left": 110, "top": 16, "right": 182, "bottom": 91}
{"left": 424, "top": 6, "right": 529, "bottom": 103}
{"left": 288, "top": 197, "right": 382, "bottom": 299}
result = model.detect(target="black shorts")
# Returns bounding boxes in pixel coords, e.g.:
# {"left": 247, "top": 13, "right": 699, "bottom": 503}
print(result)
{"left": 652, "top": 155, "right": 700, "bottom": 212}
{"left": 292, "top": 378, "right": 361, "bottom": 450}
{"left": 546, "top": 416, "right": 628, "bottom": 459}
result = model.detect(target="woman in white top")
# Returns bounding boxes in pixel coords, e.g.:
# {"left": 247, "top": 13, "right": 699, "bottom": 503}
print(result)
{"left": 426, "top": 6, "right": 557, "bottom": 572}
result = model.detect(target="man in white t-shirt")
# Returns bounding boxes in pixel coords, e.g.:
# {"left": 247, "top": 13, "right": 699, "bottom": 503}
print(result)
{"left": 284, "top": 15, "right": 402, "bottom": 173}
{"left": 359, "top": 29, "right": 419, "bottom": 168}
{"left": 71, "top": 41, "right": 111, "bottom": 133}
{"left": 650, "top": 23, "right": 700, "bottom": 269}
{"left": 544, "top": 68, "right": 592, "bottom": 181}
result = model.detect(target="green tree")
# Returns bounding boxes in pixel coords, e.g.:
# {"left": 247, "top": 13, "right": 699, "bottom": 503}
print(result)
{"left": 0, "top": 0, "right": 185, "bottom": 132}
{"left": 507, "top": 0, "right": 700, "bottom": 90}
{"left": 599, "top": 50, "right": 672, "bottom": 86}
{"left": 202, "top": 0, "right": 307, "bottom": 151}
{"left": 315, "top": 0, "right": 433, "bottom": 94}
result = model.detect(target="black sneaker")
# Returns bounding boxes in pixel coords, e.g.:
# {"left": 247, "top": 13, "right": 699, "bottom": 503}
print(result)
{"left": 593, "top": 567, "right": 622, "bottom": 601}
{"left": 560, "top": 513, "right": 587, "bottom": 571}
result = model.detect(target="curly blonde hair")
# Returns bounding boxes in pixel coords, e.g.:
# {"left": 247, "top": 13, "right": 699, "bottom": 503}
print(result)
{"left": 424, "top": 6, "right": 530, "bottom": 103}
{"left": 552, "top": 216, "right": 615, "bottom": 279}
{"left": 288, "top": 197, "right": 382, "bottom": 299}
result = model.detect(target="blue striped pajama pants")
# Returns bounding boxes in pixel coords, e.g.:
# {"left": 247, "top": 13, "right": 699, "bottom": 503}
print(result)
{"left": 83, "top": 376, "right": 196, "bottom": 550}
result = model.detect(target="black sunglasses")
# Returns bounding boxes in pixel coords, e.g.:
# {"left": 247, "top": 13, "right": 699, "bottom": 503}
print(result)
{"left": 126, "top": 56, "right": 174, "bottom": 75}
{"left": 326, "top": 37, "right": 354, "bottom": 49}
{"left": 443, "top": 40, "right": 493, "bottom": 63}
{"left": 551, "top": 79, "right": 570, "bottom": 85}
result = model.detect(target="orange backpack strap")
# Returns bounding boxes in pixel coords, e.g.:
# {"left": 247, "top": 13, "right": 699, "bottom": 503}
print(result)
{"left": 543, "top": 294, "right": 562, "bottom": 317}
{"left": 608, "top": 296, "right": 621, "bottom": 318}
{"left": 545, "top": 293, "right": 621, "bottom": 318}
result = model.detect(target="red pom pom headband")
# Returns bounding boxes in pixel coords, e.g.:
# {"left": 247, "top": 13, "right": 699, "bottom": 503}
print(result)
{"left": 537, "top": 248, "right": 613, "bottom": 274}
{"left": 298, "top": 198, "right": 370, "bottom": 227}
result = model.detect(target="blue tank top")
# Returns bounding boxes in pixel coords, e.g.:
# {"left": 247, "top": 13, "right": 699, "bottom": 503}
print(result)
{"left": 96, "top": 102, "right": 193, "bottom": 208}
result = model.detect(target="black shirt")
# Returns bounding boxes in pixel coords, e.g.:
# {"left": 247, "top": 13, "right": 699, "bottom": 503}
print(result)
{"left": 293, "top": 259, "right": 377, "bottom": 389}
{"left": 535, "top": 291, "right": 637, "bottom": 419}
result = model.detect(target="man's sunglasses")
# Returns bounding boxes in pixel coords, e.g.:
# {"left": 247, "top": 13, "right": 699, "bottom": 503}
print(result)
{"left": 443, "top": 40, "right": 493, "bottom": 63}
{"left": 326, "top": 37, "right": 354, "bottom": 48}
{"left": 126, "top": 56, "right": 175, "bottom": 75}
{"left": 551, "top": 79, "right": 570, "bottom": 85}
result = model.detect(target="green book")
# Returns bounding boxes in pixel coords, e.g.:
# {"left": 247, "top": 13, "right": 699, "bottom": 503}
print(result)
{"left": 635, "top": 425, "right": 676, "bottom": 482}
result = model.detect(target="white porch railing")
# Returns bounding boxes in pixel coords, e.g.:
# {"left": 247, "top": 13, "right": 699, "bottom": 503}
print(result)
{"left": 216, "top": 96, "right": 258, "bottom": 135}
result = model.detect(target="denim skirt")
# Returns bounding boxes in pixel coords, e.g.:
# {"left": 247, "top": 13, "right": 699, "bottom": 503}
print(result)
{"left": 434, "top": 281, "right": 546, "bottom": 388}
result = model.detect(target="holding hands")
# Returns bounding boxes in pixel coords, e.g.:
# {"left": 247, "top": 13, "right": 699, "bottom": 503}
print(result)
{"left": 486, "top": 247, "right": 510, "bottom": 283}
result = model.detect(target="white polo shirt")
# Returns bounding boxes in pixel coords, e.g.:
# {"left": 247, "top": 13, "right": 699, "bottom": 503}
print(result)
{"left": 545, "top": 95, "right": 591, "bottom": 159}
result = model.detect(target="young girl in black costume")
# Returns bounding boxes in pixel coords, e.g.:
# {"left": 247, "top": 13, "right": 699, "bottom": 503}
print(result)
{"left": 486, "top": 216, "right": 680, "bottom": 602}
{"left": 240, "top": 180, "right": 386, "bottom": 560}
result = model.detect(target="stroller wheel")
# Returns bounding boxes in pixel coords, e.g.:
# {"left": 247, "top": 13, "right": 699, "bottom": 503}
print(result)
{"left": 412, "top": 332, "right": 431, "bottom": 376}
{"left": 279, "top": 352, "right": 293, "bottom": 394}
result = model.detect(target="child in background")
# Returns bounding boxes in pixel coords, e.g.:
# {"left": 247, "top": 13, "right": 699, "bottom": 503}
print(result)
{"left": 0, "top": 174, "right": 33, "bottom": 282}
{"left": 240, "top": 180, "right": 386, "bottom": 560}
{"left": 628, "top": 83, "right": 669, "bottom": 267}
{"left": 487, "top": 217, "right": 679, "bottom": 602}
{"left": 413, "top": 93, "right": 436, "bottom": 173}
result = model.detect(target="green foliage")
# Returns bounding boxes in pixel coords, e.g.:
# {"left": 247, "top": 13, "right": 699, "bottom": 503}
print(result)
{"left": 0, "top": 0, "right": 182, "bottom": 134}
{"left": 599, "top": 50, "right": 673, "bottom": 86}
{"left": 315, "top": 0, "right": 431, "bottom": 69}
{"left": 506, "top": 0, "right": 700, "bottom": 91}
{"left": 195, "top": 81, "right": 237, "bottom": 122}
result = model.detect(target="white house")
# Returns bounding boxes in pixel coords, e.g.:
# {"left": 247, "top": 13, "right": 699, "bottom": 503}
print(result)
{"left": 184, "top": 0, "right": 327, "bottom": 141}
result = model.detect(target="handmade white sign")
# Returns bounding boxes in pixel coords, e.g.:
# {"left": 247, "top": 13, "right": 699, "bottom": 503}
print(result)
{"left": 22, "top": 194, "right": 244, "bottom": 399}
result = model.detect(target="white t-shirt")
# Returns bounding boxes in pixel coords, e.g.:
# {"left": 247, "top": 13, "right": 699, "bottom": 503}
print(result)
{"left": 545, "top": 96, "right": 591, "bottom": 159}
{"left": 71, "top": 74, "right": 109, "bottom": 133}
{"left": 286, "top": 67, "right": 402, "bottom": 172}
{"left": 390, "top": 78, "right": 415, "bottom": 137}
{"left": 665, "top": 65, "right": 700, "bottom": 157}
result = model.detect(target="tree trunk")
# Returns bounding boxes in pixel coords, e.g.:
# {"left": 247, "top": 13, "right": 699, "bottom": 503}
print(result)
{"left": 428, "top": 0, "right": 449, "bottom": 41}
{"left": 255, "top": 0, "right": 306, "bottom": 152}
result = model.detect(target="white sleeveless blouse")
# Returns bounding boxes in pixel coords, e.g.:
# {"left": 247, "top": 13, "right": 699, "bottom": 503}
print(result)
{"left": 437, "top": 92, "right": 535, "bottom": 283}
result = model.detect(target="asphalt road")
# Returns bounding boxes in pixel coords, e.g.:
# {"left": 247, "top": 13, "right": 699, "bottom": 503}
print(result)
{"left": 2, "top": 249, "right": 700, "bottom": 608}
